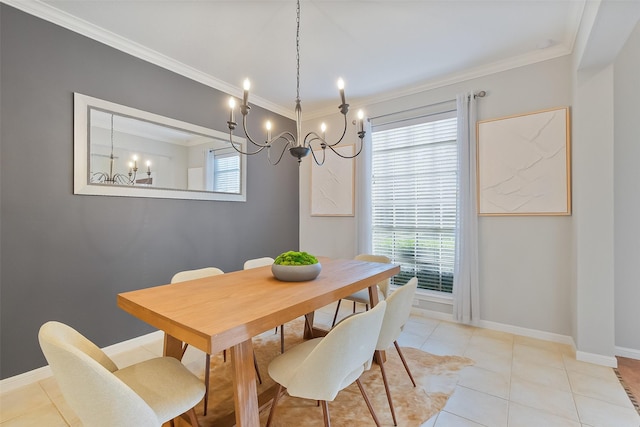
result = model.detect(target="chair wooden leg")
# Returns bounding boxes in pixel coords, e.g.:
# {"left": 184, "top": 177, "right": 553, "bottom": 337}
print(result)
{"left": 186, "top": 407, "right": 200, "bottom": 427}
{"left": 253, "top": 351, "right": 263, "bottom": 384}
{"left": 266, "top": 384, "right": 283, "bottom": 427}
{"left": 394, "top": 341, "right": 416, "bottom": 387}
{"left": 355, "top": 378, "right": 381, "bottom": 427}
{"left": 320, "top": 400, "right": 331, "bottom": 427}
{"left": 331, "top": 300, "right": 342, "bottom": 327}
{"left": 181, "top": 343, "right": 189, "bottom": 359}
{"left": 280, "top": 324, "right": 285, "bottom": 353}
{"left": 375, "top": 350, "right": 397, "bottom": 426}
{"left": 170, "top": 420, "right": 175, "bottom": 427}
{"left": 203, "top": 353, "right": 210, "bottom": 415}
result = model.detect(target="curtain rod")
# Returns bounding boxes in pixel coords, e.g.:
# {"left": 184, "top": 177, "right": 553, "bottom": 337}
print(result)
{"left": 368, "top": 90, "right": 486, "bottom": 121}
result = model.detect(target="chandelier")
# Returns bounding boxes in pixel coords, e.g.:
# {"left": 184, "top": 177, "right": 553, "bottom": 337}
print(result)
{"left": 226, "top": 0, "right": 365, "bottom": 166}
{"left": 91, "top": 114, "right": 152, "bottom": 185}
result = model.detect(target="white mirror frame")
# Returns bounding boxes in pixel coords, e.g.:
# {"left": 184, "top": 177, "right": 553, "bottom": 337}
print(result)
{"left": 74, "top": 93, "right": 247, "bottom": 202}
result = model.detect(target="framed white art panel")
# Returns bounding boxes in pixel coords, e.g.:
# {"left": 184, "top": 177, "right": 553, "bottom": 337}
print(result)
{"left": 477, "top": 107, "right": 571, "bottom": 216}
{"left": 310, "top": 145, "right": 355, "bottom": 216}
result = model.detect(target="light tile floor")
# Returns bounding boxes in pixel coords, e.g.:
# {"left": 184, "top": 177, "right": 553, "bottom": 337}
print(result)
{"left": 1, "top": 302, "right": 639, "bottom": 427}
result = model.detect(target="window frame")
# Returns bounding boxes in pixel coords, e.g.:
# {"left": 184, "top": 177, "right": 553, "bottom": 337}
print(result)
{"left": 370, "top": 109, "right": 458, "bottom": 295}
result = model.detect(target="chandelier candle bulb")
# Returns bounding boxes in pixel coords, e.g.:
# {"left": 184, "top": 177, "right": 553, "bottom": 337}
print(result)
{"left": 357, "top": 110, "right": 364, "bottom": 133}
{"left": 337, "top": 78, "right": 346, "bottom": 105}
{"left": 228, "top": 97, "right": 236, "bottom": 124}
{"left": 242, "top": 79, "right": 250, "bottom": 106}
{"left": 266, "top": 121, "right": 272, "bottom": 141}
{"left": 146, "top": 161, "right": 151, "bottom": 174}
{"left": 321, "top": 122, "right": 327, "bottom": 141}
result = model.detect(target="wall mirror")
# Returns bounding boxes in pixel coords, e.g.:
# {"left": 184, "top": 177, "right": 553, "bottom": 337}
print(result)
{"left": 74, "top": 93, "right": 247, "bottom": 201}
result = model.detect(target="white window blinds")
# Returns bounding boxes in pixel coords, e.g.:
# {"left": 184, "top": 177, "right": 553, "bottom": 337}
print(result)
{"left": 210, "top": 150, "right": 240, "bottom": 193}
{"left": 371, "top": 111, "right": 457, "bottom": 293}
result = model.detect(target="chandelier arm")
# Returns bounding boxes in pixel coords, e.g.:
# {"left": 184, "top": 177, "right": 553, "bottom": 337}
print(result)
{"left": 316, "top": 114, "right": 349, "bottom": 148}
{"left": 90, "top": 172, "right": 108, "bottom": 183}
{"left": 267, "top": 141, "right": 293, "bottom": 165}
{"left": 270, "top": 131, "right": 297, "bottom": 146}
{"left": 322, "top": 136, "right": 365, "bottom": 159}
{"left": 227, "top": 133, "right": 268, "bottom": 156}
{"left": 309, "top": 145, "right": 326, "bottom": 166}
{"left": 304, "top": 132, "right": 324, "bottom": 147}
{"left": 240, "top": 115, "right": 271, "bottom": 148}
{"left": 113, "top": 173, "right": 135, "bottom": 186}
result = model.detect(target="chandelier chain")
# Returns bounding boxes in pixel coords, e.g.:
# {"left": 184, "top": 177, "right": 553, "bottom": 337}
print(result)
{"left": 296, "top": 0, "right": 300, "bottom": 103}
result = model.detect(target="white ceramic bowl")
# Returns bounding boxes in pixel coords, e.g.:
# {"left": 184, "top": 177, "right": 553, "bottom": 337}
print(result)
{"left": 271, "top": 263, "right": 322, "bottom": 282}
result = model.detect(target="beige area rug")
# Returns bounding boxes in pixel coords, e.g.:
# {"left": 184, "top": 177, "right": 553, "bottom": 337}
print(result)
{"left": 192, "top": 318, "right": 473, "bottom": 426}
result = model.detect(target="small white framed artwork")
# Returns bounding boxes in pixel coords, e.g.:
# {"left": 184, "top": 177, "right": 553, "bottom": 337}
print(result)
{"left": 310, "top": 145, "right": 355, "bottom": 216}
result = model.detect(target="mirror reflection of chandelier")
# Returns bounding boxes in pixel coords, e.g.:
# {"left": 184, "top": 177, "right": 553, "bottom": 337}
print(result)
{"left": 91, "top": 114, "right": 151, "bottom": 185}
{"left": 225, "top": 0, "right": 365, "bottom": 166}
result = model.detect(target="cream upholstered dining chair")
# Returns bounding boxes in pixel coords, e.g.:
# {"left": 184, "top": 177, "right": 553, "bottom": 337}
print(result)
{"left": 171, "top": 266, "right": 262, "bottom": 416}
{"left": 331, "top": 254, "right": 391, "bottom": 327}
{"left": 266, "top": 300, "right": 387, "bottom": 427}
{"left": 373, "top": 277, "right": 419, "bottom": 426}
{"left": 243, "top": 256, "right": 287, "bottom": 353}
{"left": 38, "top": 321, "right": 204, "bottom": 427}
{"left": 243, "top": 257, "right": 275, "bottom": 270}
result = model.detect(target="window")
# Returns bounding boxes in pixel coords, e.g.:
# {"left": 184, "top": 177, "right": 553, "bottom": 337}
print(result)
{"left": 371, "top": 110, "right": 457, "bottom": 293}
{"left": 207, "top": 149, "right": 241, "bottom": 193}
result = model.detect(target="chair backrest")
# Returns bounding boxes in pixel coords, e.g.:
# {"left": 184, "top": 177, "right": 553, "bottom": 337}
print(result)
{"left": 243, "top": 257, "right": 275, "bottom": 270}
{"left": 171, "top": 267, "right": 224, "bottom": 283}
{"left": 286, "top": 300, "right": 387, "bottom": 401}
{"left": 38, "top": 321, "right": 159, "bottom": 427}
{"left": 376, "top": 277, "right": 418, "bottom": 351}
{"left": 355, "top": 254, "right": 392, "bottom": 297}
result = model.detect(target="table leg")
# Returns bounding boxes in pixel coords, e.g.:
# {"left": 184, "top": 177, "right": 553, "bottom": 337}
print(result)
{"left": 303, "top": 312, "right": 315, "bottom": 339}
{"left": 368, "top": 284, "right": 380, "bottom": 307}
{"left": 163, "top": 333, "right": 184, "bottom": 360}
{"left": 230, "top": 339, "right": 260, "bottom": 427}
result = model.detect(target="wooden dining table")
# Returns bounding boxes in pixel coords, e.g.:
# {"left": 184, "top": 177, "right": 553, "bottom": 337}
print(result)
{"left": 117, "top": 257, "right": 400, "bottom": 427}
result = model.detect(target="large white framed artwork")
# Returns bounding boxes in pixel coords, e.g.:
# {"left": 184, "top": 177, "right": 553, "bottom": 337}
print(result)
{"left": 310, "top": 145, "right": 355, "bottom": 216}
{"left": 477, "top": 107, "right": 571, "bottom": 216}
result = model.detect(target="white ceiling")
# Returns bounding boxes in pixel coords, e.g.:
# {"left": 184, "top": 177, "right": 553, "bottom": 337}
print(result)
{"left": 11, "top": 0, "right": 587, "bottom": 118}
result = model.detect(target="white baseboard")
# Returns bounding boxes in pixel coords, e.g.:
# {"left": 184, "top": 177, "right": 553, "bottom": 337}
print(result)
{"left": 576, "top": 351, "right": 618, "bottom": 368}
{"left": 411, "top": 306, "right": 454, "bottom": 322}
{"left": 477, "top": 319, "right": 576, "bottom": 347}
{"left": 101, "top": 330, "right": 164, "bottom": 358}
{"left": 411, "top": 307, "right": 575, "bottom": 345}
{"left": 615, "top": 345, "right": 640, "bottom": 361}
{"left": 0, "top": 330, "right": 164, "bottom": 394}
{"left": 0, "top": 366, "right": 53, "bottom": 394}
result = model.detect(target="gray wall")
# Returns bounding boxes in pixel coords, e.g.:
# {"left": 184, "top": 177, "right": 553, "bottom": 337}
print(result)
{"left": 0, "top": 5, "right": 299, "bottom": 378}
{"left": 614, "top": 21, "right": 640, "bottom": 352}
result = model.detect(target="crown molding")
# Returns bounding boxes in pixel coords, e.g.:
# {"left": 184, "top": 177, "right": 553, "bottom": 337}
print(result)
{"left": 3, "top": 0, "right": 584, "bottom": 122}
{"left": 1, "top": 0, "right": 295, "bottom": 120}
{"left": 305, "top": 44, "right": 573, "bottom": 121}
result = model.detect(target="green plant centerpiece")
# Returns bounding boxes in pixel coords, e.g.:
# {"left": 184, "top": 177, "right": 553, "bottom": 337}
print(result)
{"left": 272, "top": 251, "right": 322, "bottom": 282}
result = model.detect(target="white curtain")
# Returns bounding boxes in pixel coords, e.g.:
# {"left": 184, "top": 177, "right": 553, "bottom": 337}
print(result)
{"left": 453, "top": 93, "right": 480, "bottom": 324}
{"left": 356, "top": 120, "right": 373, "bottom": 255}
{"left": 204, "top": 149, "right": 214, "bottom": 191}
